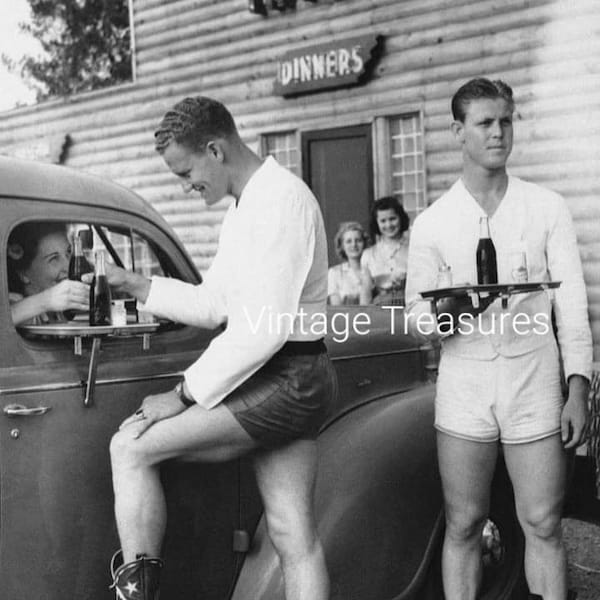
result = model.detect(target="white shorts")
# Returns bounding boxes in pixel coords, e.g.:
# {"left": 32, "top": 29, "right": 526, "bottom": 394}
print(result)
{"left": 435, "top": 342, "right": 564, "bottom": 444}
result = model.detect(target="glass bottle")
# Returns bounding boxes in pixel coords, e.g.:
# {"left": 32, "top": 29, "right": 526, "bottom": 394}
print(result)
{"left": 65, "top": 233, "right": 93, "bottom": 320}
{"left": 89, "top": 250, "right": 112, "bottom": 326}
{"left": 437, "top": 263, "right": 453, "bottom": 289}
{"left": 68, "top": 233, "right": 93, "bottom": 281}
{"left": 476, "top": 216, "right": 498, "bottom": 285}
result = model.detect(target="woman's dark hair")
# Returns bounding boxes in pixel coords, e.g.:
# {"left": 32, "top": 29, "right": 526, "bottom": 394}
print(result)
{"left": 7, "top": 222, "right": 67, "bottom": 295}
{"left": 369, "top": 196, "right": 410, "bottom": 240}
{"left": 451, "top": 78, "right": 514, "bottom": 123}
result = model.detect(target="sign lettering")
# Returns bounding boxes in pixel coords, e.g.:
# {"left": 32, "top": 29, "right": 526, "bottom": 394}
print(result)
{"left": 274, "top": 35, "right": 380, "bottom": 96}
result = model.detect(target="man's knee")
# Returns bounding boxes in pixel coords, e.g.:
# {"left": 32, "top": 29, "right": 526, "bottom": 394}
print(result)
{"left": 110, "top": 429, "right": 150, "bottom": 469}
{"left": 518, "top": 502, "right": 562, "bottom": 541}
{"left": 445, "top": 505, "right": 488, "bottom": 543}
{"left": 265, "top": 507, "right": 317, "bottom": 560}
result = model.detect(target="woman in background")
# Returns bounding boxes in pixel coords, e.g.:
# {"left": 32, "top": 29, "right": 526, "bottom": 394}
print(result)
{"left": 361, "top": 196, "right": 410, "bottom": 305}
{"left": 328, "top": 221, "right": 373, "bottom": 305}
{"left": 8, "top": 221, "right": 89, "bottom": 326}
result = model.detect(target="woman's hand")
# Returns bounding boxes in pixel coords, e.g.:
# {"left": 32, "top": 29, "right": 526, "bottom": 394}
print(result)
{"left": 43, "top": 279, "right": 89, "bottom": 312}
{"left": 390, "top": 270, "right": 407, "bottom": 288}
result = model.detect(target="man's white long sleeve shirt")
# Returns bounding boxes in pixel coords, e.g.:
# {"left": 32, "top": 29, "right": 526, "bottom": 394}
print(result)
{"left": 140, "top": 157, "right": 328, "bottom": 408}
{"left": 405, "top": 176, "right": 592, "bottom": 381}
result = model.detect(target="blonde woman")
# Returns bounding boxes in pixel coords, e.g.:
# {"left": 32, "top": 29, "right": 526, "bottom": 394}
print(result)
{"left": 328, "top": 221, "right": 373, "bottom": 305}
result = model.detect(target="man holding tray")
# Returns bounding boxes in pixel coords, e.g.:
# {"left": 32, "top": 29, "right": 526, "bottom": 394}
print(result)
{"left": 405, "top": 78, "right": 592, "bottom": 600}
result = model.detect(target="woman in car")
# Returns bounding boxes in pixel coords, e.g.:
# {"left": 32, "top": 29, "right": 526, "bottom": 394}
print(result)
{"left": 7, "top": 221, "right": 89, "bottom": 326}
{"left": 328, "top": 221, "right": 373, "bottom": 305}
{"left": 361, "top": 196, "right": 410, "bottom": 305}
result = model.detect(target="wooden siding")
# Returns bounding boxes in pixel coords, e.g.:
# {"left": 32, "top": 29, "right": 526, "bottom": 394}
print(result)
{"left": 0, "top": 0, "right": 599, "bottom": 356}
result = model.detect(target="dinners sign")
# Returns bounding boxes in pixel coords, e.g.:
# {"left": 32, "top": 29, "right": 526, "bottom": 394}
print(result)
{"left": 274, "top": 35, "right": 380, "bottom": 96}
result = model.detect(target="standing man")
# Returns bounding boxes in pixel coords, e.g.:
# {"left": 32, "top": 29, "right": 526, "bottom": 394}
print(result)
{"left": 405, "top": 78, "right": 591, "bottom": 600}
{"left": 105, "top": 97, "right": 335, "bottom": 600}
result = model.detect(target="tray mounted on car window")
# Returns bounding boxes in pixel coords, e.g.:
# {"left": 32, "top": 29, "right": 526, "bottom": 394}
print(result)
{"left": 18, "top": 321, "right": 159, "bottom": 338}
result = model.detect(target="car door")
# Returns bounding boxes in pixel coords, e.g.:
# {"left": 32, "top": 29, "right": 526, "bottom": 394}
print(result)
{"left": 0, "top": 199, "right": 262, "bottom": 600}
{"left": 325, "top": 304, "right": 429, "bottom": 415}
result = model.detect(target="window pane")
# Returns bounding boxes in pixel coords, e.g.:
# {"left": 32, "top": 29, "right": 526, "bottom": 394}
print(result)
{"left": 386, "top": 113, "right": 426, "bottom": 215}
{"left": 261, "top": 131, "right": 299, "bottom": 175}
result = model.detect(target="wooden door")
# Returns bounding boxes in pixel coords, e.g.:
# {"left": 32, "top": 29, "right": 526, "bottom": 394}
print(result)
{"left": 302, "top": 125, "right": 373, "bottom": 266}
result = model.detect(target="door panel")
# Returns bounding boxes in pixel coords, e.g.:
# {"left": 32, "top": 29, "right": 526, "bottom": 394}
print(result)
{"left": 302, "top": 125, "right": 373, "bottom": 266}
{"left": 0, "top": 378, "right": 263, "bottom": 600}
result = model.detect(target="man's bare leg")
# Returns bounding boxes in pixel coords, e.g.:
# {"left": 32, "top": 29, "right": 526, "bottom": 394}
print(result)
{"left": 110, "top": 404, "right": 256, "bottom": 562}
{"left": 253, "top": 439, "right": 329, "bottom": 600}
{"left": 504, "top": 434, "right": 568, "bottom": 600}
{"left": 436, "top": 431, "right": 498, "bottom": 600}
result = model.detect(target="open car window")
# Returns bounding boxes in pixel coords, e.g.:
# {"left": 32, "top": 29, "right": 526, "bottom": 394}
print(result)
{"left": 7, "top": 220, "right": 173, "bottom": 333}
{"left": 75, "top": 224, "right": 166, "bottom": 278}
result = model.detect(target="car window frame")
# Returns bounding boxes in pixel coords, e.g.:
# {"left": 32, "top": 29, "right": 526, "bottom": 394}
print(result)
{"left": 1, "top": 197, "right": 204, "bottom": 367}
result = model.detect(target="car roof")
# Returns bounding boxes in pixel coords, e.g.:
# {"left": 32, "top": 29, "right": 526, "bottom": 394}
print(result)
{"left": 0, "top": 155, "right": 163, "bottom": 224}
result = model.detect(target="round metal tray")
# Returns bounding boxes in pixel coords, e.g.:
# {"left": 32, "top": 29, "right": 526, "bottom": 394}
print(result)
{"left": 420, "top": 281, "right": 561, "bottom": 301}
{"left": 19, "top": 321, "right": 159, "bottom": 338}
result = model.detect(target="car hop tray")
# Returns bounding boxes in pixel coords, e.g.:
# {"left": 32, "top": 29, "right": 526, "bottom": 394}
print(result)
{"left": 18, "top": 320, "right": 160, "bottom": 408}
{"left": 420, "top": 281, "right": 561, "bottom": 309}
{"left": 19, "top": 321, "right": 159, "bottom": 338}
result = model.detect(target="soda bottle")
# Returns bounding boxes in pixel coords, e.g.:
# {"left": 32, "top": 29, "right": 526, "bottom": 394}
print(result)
{"left": 89, "top": 250, "right": 112, "bottom": 326}
{"left": 65, "top": 233, "right": 93, "bottom": 320}
{"left": 476, "top": 216, "right": 497, "bottom": 285}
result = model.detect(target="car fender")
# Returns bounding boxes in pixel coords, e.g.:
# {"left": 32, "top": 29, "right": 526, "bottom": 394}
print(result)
{"left": 231, "top": 384, "right": 443, "bottom": 600}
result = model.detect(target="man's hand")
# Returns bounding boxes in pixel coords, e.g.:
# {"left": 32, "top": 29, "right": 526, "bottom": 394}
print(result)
{"left": 82, "top": 263, "right": 151, "bottom": 302}
{"left": 120, "top": 390, "right": 188, "bottom": 438}
{"left": 561, "top": 374, "right": 590, "bottom": 449}
{"left": 436, "top": 288, "right": 495, "bottom": 334}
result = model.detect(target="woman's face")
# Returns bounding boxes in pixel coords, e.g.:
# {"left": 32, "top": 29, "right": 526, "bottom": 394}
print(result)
{"left": 342, "top": 229, "right": 365, "bottom": 260}
{"left": 376, "top": 208, "right": 401, "bottom": 239}
{"left": 22, "top": 231, "right": 71, "bottom": 295}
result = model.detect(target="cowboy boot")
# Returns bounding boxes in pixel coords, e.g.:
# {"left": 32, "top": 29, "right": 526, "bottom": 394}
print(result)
{"left": 110, "top": 550, "right": 163, "bottom": 600}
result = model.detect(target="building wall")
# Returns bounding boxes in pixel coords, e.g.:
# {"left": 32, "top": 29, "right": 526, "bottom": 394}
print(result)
{"left": 1, "top": 0, "right": 599, "bottom": 355}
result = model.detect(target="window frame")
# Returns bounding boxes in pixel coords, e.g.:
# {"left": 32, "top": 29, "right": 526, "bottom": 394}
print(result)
{"left": 2, "top": 203, "right": 200, "bottom": 358}
{"left": 259, "top": 130, "right": 302, "bottom": 175}
{"left": 373, "top": 109, "right": 428, "bottom": 220}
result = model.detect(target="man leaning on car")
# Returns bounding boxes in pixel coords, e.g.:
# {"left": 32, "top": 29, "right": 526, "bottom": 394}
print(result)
{"left": 94, "top": 97, "right": 336, "bottom": 600}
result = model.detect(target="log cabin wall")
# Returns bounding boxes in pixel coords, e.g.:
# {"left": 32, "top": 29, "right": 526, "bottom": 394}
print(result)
{"left": 0, "top": 0, "right": 599, "bottom": 355}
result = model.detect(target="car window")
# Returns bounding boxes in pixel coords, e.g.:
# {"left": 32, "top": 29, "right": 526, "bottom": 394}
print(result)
{"left": 7, "top": 220, "right": 170, "bottom": 333}
{"left": 77, "top": 224, "right": 165, "bottom": 278}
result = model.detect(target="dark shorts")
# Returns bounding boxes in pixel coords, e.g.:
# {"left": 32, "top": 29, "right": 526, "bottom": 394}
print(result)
{"left": 222, "top": 339, "right": 337, "bottom": 448}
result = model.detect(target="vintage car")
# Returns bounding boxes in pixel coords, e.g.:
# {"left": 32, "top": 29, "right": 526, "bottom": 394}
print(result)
{"left": 0, "top": 155, "right": 596, "bottom": 600}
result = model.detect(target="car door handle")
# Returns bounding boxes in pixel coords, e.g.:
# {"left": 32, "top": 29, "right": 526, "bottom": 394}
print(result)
{"left": 3, "top": 403, "right": 52, "bottom": 417}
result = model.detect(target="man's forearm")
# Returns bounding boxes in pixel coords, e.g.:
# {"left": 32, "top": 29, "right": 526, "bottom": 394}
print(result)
{"left": 120, "top": 272, "right": 152, "bottom": 303}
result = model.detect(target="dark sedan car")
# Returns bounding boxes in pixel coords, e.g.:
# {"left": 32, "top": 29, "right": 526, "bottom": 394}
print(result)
{"left": 1, "top": 156, "right": 594, "bottom": 600}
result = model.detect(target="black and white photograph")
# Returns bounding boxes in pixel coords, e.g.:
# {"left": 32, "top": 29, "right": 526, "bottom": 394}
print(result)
{"left": 0, "top": 1, "right": 599, "bottom": 599}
